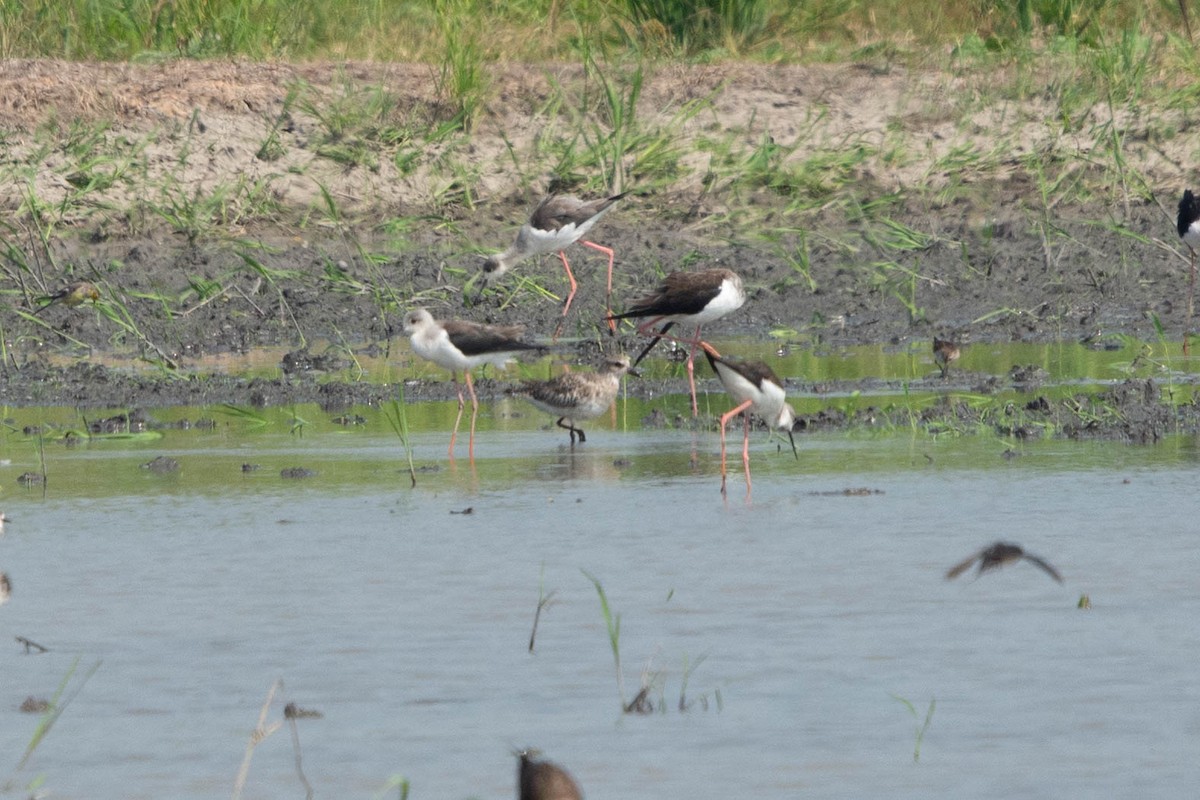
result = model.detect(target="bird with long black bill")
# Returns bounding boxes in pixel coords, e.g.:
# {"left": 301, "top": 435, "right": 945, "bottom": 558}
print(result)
{"left": 480, "top": 192, "right": 626, "bottom": 335}
{"left": 608, "top": 268, "right": 745, "bottom": 416}
{"left": 403, "top": 309, "right": 544, "bottom": 461}
{"left": 703, "top": 343, "right": 797, "bottom": 498}
{"left": 946, "top": 541, "right": 1063, "bottom": 583}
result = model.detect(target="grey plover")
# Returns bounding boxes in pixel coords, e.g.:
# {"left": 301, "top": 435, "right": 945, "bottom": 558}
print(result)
{"left": 509, "top": 354, "right": 633, "bottom": 445}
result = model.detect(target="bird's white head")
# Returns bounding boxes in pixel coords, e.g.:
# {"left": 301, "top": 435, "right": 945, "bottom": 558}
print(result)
{"left": 402, "top": 308, "right": 434, "bottom": 336}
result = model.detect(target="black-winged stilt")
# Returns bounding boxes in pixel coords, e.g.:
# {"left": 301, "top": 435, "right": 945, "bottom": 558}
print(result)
{"left": 403, "top": 308, "right": 543, "bottom": 460}
{"left": 609, "top": 268, "right": 745, "bottom": 415}
{"left": 703, "top": 344, "right": 797, "bottom": 497}
{"left": 482, "top": 192, "right": 627, "bottom": 334}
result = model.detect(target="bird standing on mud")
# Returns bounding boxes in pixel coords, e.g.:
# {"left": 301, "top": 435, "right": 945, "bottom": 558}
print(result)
{"left": 33, "top": 281, "right": 100, "bottom": 314}
{"left": 932, "top": 336, "right": 961, "bottom": 378}
{"left": 517, "top": 749, "right": 583, "bottom": 800}
{"left": 608, "top": 268, "right": 746, "bottom": 416}
{"left": 945, "top": 541, "right": 1063, "bottom": 583}
{"left": 703, "top": 343, "right": 797, "bottom": 499}
{"left": 480, "top": 192, "right": 627, "bottom": 335}
{"left": 403, "top": 308, "right": 544, "bottom": 461}
{"left": 509, "top": 354, "right": 634, "bottom": 445}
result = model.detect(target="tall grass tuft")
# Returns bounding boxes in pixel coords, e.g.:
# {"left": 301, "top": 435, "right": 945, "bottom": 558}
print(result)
{"left": 619, "top": 0, "right": 768, "bottom": 53}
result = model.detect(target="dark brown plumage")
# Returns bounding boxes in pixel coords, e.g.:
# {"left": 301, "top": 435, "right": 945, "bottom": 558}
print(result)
{"left": 518, "top": 750, "right": 583, "bottom": 800}
{"left": 946, "top": 542, "right": 1063, "bottom": 583}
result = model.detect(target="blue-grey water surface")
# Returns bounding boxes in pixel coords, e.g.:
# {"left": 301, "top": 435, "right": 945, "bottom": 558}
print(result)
{"left": 0, "top": 418, "right": 1198, "bottom": 799}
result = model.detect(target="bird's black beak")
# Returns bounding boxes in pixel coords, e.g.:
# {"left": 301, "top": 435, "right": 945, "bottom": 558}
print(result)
{"left": 626, "top": 367, "right": 641, "bottom": 378}
{"left": 786, "top": 430, "right": 798, "bottom": 460}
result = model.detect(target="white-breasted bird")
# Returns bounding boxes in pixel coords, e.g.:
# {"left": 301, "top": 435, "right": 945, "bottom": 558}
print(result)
{"left": 481, "top": 192, "right": 627, "bottom": 334}
{"left": 509, "top": 354, "right": 634, "bottom": 446}
{"left": 403, "top": 308, "right": 543, "bottom": 460}
{"left": 609, "top": 268, "right": 746, "bottom": 416}
{"left": 703, "top": 344, "right": 797, "bottom": 498}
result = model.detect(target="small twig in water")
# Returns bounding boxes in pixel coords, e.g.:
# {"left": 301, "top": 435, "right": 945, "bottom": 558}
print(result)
{"left": 231, "top": 679, "right": 283, "bottom": 800}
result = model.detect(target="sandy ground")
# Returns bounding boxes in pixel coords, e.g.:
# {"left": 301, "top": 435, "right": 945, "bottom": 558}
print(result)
{"left": 0, "top": 60, "right": 1197, "bottom": 438}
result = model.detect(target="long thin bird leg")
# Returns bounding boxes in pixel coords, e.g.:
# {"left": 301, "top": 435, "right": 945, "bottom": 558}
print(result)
{"left": 686, "top": 324, "right": 703, "bottom": 416}
{"left": 1187, "top": 251, "right": 1196, "bottom": 356}
{"left": 718, "top": 399, "right": 753, "bottom": 496}
{"left": 448, "top": 373, "right": 465, "bottom": 459}
{"left": 552, "top": 250, "right": 581, "bottom": 341}
{"left": 465, "top": 370, "right": 479, "bottom": 462}
{"left": 742, "top": 411, "right": 753, "bottom": 500}
{"left": 581, "top": 240, "right": 617, "bottom": 333}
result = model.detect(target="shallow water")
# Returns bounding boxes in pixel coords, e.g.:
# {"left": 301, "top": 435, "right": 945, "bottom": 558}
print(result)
{"left": 1, "top": 403, "right": 1198, "bottom": 799}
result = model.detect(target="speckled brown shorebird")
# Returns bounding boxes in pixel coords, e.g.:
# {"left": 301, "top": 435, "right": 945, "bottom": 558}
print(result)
{"left": 403, "top": 308, "right": 544, "bottom": 460}
{"left": 609, "top": 268, "right": 745, "bottom": 416}
{"left": 482, "top": 192, "right": 627, "bottom": 332}
{"left": 509, "top": 354, "right": 634, "bottom": 445}
{"left": 517, "top": 749, "right": 583, "bottom": 800}
{"left": 946, "top": 541, "right": 1063, "bottom": 583}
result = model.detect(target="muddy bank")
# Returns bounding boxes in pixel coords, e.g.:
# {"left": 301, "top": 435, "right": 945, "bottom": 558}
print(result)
{"left": 0, "top": 60, "right": 1197, "bottom": 440}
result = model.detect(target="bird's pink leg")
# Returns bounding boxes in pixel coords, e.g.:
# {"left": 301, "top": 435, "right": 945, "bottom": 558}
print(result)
{"left": 553, "top": 250, "right": 580, "bottom": 340}
{"left": 742, "top": 412, "right": 753, "bottom": 499}
{"left": 686, "top": 324, "right": 703, "bottom": 416}
{"left": 581, "top": 240, "right": 617, "bottom": 333}
{"left": 719, "top": 399, "right": 753, "bottom": 496}
{"left": 465, "top": 370, "right": 479, "bottom": 462}
{"left": 448, "top": 373, "right": 465, "bottom": 460}
{"left": 557, "top": 250, "right": 579, "bottom": 316}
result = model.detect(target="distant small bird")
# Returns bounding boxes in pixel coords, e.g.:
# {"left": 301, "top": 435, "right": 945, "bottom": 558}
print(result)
{"left": 945, "top": 542, "right": 1063, "bottom": 583}
{"left": 609, "top": 268, "right": 745, "bottom": 416}
{"left": 33, "top": 281, "right": 100, "bottom": 314}
{"left": 404, "top": 308, "right": 544, "bottom": 460}
{"left": 517, "top": 749, "right": 583, "bottom": 800}
{"left": 704, "top": 345, "right": 797, "bottom": 497}
{"left": 0, "top": 572, "right": 10, "bottom": 606}
{"left": 481, "top": 192, "right": 627, "bottom": 333}
{"left": 932, "top": 336, "right": 961, "bottom": 378}
{"left": 509, "top": 354, "right": 634, "bottom": 445}
{"left": 1178, "top": 189, "right": 1200, "bottom": 325}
